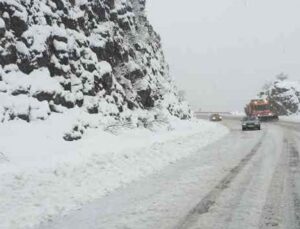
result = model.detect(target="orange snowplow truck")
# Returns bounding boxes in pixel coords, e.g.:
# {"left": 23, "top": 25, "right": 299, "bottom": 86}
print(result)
{"left": 245, "top": 99, "right": 279, "bottom": 121}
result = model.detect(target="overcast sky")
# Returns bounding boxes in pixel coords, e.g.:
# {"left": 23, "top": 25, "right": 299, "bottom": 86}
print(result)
{"left": 147, "top": 0, "right": 300, "bottom": 111}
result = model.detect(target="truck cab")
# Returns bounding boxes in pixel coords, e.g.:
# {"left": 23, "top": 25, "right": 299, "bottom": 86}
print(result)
{"left": 245, "top": 99, "right": 278, "bottom": 121}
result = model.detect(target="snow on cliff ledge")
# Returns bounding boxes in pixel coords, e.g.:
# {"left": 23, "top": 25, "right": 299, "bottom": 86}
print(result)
{"left": 0, "top": 0, "right": 191, "bottom": 140}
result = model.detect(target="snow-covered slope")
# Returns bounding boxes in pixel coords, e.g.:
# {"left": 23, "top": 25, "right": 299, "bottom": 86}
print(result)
{"left": 0, "top": 1, "right": 231, "bottom": 228}
{"left": 0, "top": 0, "right": 190, "bottom": 140}
{"left": 0, "top": 116, "right": 229, "bottom": 229}
{"left": 259, "top": 77, "right": 300, "bottom": 116}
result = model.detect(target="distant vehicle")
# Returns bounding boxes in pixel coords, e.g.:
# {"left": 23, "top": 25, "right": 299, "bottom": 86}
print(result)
{"left": 242, "top": 116, "right": 261, "bottom": 131}
{"left": 245, "top": 99, "right": 278, "bottom": 121}
{"left": 210, "top": 113, "right": 222, "bottom": 121}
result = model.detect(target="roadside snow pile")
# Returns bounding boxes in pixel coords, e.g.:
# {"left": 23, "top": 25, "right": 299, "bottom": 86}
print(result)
{"left": 0, "top": 0, "right": 191, "bottom": 140}
{"left": 279, "top": 115, "right": 300, "bottom": 123}
{"left": 0, "top": 116, "right": 229, "bottom": 229}
{"left": 259, "top": 75, "right": 300, "bottom": 116}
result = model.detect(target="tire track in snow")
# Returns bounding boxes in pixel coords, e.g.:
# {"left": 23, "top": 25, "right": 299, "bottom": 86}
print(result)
{"left": 275, "top": 122, "right": 300, "bottom": 133}
{"left": 258, "top": 138, "right": 289, "bottom": 229}
{"left": 176, "top": 131, "right": 267, "bottom": 229}
{"left": 288, "top": 139, "right": 300, "bottom": 228}
{"left": 259, "top": 134, "right": 300, "bottom": 229}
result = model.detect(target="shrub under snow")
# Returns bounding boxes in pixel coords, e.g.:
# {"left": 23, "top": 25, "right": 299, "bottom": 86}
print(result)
{"left": 259, "top": 75, "right": 300, "bottom": 116}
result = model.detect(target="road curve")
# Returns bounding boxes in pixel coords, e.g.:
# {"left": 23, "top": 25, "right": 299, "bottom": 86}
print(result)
{"left": 38, "top": 119, "right": 300, "bottom": 229}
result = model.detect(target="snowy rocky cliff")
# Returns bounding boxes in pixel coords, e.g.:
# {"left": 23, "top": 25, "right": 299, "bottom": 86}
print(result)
{"left": 0, "top": 0, "right": 190, "bottom": 139}
{"left": 259, "top": 76, "right": 300, "bottom": 116}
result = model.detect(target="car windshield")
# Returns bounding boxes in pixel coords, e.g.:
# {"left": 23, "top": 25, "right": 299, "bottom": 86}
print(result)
{"left": 243, "top": 117, "right": 257, "bottom": 121}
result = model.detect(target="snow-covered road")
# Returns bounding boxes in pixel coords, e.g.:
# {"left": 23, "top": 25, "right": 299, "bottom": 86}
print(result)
{"left": 38, "top": 119, "right": 300, "bottom": 229}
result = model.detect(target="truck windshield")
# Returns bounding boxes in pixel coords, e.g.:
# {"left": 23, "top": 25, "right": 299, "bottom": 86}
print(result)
{"left": 255, "top": 105, "right": 269, "bottom": 111}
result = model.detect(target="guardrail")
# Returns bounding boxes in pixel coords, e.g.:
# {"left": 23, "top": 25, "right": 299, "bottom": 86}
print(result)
{"left": 194, "top": 112, "right": 244, "bottom": 121}
{"left": 193, "top": 112, "right": 233, "bottom": 115}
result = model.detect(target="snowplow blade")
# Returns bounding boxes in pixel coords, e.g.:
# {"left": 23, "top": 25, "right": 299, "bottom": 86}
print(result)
{"left": 259, "top": 116, "right": 279, "bottom": 122}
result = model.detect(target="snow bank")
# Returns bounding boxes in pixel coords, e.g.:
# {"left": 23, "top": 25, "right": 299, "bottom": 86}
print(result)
{"left": 0, "top": 117, "right": 229, "bottom": 229}
{"left": 279, "top": 115, "right": 300, "bottom": 123}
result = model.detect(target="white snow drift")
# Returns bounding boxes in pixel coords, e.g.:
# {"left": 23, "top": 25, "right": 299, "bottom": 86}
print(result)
{"left": 0, "top": 115, "right": 228, "bottom": 229}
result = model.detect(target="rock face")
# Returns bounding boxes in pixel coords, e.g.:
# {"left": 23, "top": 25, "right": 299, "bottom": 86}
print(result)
{"left": 0, "top": 0, "right": 190, "bottom": 137}
{"left": 259, "top": 76, "right": 300, "bottom": 116}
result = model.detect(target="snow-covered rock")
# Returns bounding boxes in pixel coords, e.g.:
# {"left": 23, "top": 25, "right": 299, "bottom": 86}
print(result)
{"left": 0, "top": 0, "right": 191, "bottom": 140}
{"left": 0, "top": 2, "right": 228, "bottom": 228}
{"left": 259, "top": 75, "right": 300, "bottom": 115}
{"left": 0, "top": 17, "right": 5, "bottom": 37}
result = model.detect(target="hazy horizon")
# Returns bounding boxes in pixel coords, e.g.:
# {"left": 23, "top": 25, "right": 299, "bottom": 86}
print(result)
{"left": 147, "top": 0, "right": 300, "bottom": 112}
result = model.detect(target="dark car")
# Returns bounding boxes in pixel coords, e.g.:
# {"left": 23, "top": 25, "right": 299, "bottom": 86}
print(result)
{"left": 210, "top": 113, "right": 222, "bottom": 121}
{"left": 242, "top": 116, "right": 261, "bottom": 131}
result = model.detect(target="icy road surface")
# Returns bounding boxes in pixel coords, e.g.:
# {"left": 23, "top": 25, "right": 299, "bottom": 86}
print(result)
{"left": 40, "top": 119, "right": 300, "bottom": 229}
